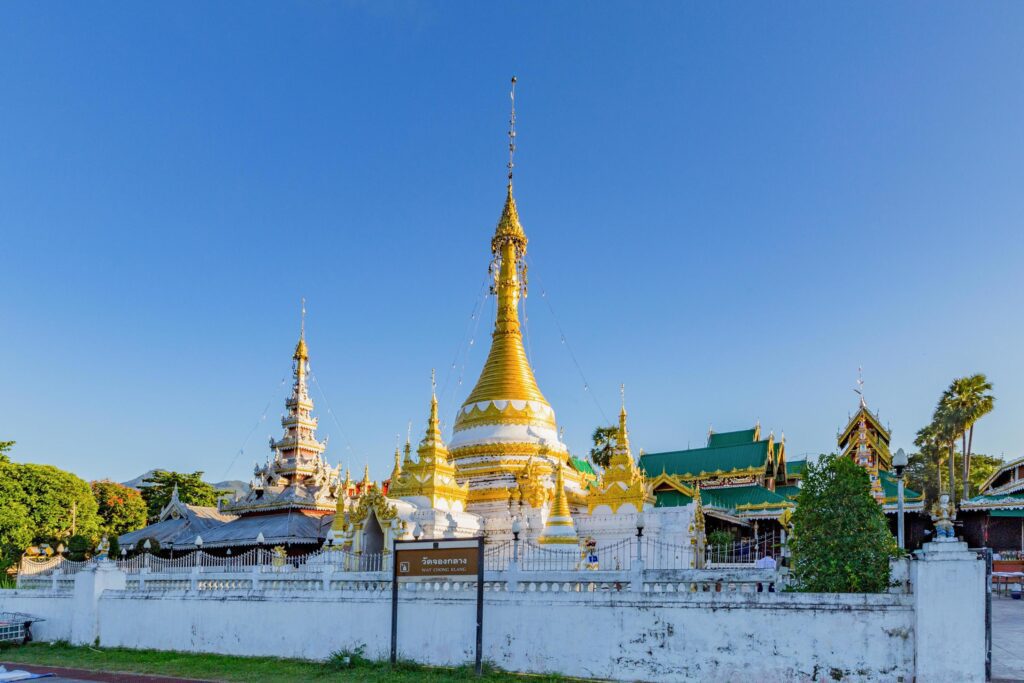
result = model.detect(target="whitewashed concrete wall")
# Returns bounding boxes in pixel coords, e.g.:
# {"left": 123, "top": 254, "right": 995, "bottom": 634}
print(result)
{"left": 0, "top": 589, "right": 73, "bottom": 642}
{"left": 92, "top": 590, "right": 915, "bottom": 681}
{"left": 0, "top": 542, "right": 985, "bottom": 682}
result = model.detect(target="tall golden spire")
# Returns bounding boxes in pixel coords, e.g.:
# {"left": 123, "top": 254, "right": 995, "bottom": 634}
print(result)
{"left": 459, "top": 77, "right": 546, "bottom": 408}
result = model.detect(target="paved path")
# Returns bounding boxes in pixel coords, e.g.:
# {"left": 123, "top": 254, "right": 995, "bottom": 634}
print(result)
{"left": 993, "top": 595, "right": 1024, "bottom": 683}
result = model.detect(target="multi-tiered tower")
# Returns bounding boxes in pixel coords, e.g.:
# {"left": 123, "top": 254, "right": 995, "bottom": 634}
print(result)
{"left": 838, "top": 395, "right": 891, "bottom": 503}
{"left": 224, "top": 311, "right": 342, "bottom": 514}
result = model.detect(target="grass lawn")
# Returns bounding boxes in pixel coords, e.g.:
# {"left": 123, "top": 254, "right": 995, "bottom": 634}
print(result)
{"left": 0, "top": 641, "right": 575, "bottom": 682}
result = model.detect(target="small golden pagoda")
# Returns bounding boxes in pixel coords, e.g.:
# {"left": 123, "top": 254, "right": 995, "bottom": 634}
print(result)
{"left": 537, "top": 463, "right": 579, "bottom": 545}
{"left": 389, "top": 377, "right": 470, "bottom": 512}
{"left": 588, "top": 391, "right": 654, "bottom": 514}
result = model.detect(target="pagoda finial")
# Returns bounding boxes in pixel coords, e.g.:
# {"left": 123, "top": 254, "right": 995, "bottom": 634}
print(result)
{"left": 855, "top": 366, "right": 866, "bottom": 408}
{"left": 507, "top": 75, "right": 517, "bottom": 190}
{"left": 293, "top": 298, "right": 309, "bottom": 361}
{"left": 391, "top": 444, "right": 402, "bottom": 481}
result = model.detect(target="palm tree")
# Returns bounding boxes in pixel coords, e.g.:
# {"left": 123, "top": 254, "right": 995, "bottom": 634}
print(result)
{"left": 941, "top": 374, "right": 995, "bottom": 500}
{"left": 932, "top": 399, "right": 962, "bottom": 503}
{"left": 914, "top": 423, "right": 945, "bottom": 501}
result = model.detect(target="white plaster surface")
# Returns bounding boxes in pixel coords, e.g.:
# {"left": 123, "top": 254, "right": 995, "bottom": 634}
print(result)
{"left": 0, "top": 544, "right": 989, "bottom": 683}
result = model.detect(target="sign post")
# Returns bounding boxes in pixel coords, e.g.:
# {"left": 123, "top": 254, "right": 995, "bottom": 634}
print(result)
{"left": 391, "top": 537, "right": 485, "bottom": 675}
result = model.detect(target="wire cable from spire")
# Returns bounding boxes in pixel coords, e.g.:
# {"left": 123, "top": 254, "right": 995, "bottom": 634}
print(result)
{"left": 526, "top": 257, "right": 611, "bottom": 425}
{"left": 507, "top": 76, "right": 517, "bottom": 189}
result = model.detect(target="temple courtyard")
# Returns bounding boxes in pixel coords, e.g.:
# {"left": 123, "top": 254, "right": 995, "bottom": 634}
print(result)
{"left": 994, "top": 596, "right": 1024, "bottom": 683}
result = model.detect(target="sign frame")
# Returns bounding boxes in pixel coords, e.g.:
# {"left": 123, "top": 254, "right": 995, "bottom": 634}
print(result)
{"left": 390, "top": 536, "right": 485, "bottom": 675}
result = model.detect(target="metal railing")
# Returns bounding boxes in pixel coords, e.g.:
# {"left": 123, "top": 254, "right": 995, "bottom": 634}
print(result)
{"left": 706, "top": 530, "right": 781, "bottom": 567}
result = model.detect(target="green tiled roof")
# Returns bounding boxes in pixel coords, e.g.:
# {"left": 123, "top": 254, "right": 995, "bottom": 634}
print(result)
{"left": 878, "top": 471, "right": 923, "bottom": 501}
{"left": 640, "top": 440, "right": 770, "bottom": 478}
{"left": 701, "top": 485, "right": 790, "bottom": 511}
{"left": 707, "top": 429, "right": 757, "bottom": 448}
{"left": 653, "top": 489, "right": 693, "bottom": 508}
{"left": 570, "top": 457, "right": 595, "bottom": 476}
{"left": 787, "top": 459, "right": 811, "bottom": 477}
{"left": 964, "top": 491, "right": 1024, "bottom": 508}
{"left": 775, "top": 484, "right": 801, "bottom": 500}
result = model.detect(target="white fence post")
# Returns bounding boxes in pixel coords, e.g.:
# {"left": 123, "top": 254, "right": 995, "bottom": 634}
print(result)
{"left": 70, "top": 562, "right": 126, "bottom": 646}
{"left": 911, "top": 541, "right": 986, "bottom": 681}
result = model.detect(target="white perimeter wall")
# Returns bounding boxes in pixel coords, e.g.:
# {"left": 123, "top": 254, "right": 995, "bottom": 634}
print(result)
{"left": 91, "top": 590, "right": 913, "bottom": 681}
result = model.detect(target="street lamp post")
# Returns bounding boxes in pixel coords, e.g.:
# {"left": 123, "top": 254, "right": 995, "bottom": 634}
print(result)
{"left": 893, "top": 448, "right": 908, "bottom": 550}
{"left": 635, "top": 512, "right": 646, "bottom": 564}
{"left": 511, "top": 517, "right": 522, "bottom": 564}
{"left": 194, "top": 535, "right": 204, "bottom": 569}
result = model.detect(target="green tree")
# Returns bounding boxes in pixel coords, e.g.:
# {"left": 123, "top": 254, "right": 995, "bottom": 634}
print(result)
{"left": 941, "top": 374, "right": 995, "bottom": 500}
{"left": 910, "top": 423, "right": 952, "bottom": 507}
{"left": 0, "top": 449, "right": 34, "bottom": 571}
{"left": 789, "top": 454, "right": 898, "bottom": 593}
{"left": 589, "top": 425, "right": 618, "bottom": 469}
{"left": 140, "top": 471, "right": 222, "bottom": 522}
{"left": 932, "top": 399, "right": 963, "bottom": 504}
{"left": 91, "top": 480, "right": 147, "bottom": 537}
{"left": 13, "top": 463, "right": 102, "bottom": 543}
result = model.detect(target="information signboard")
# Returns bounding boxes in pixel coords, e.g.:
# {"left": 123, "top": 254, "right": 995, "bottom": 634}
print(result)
{"left": 391, "top": 537, "right": 484, "bottom": 674}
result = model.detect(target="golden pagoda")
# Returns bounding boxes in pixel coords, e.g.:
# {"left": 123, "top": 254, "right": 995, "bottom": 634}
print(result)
{"left": 389, "top": 375, "right": 470, "bottom": 511}
{"left": 588, "top": 390, "right": 653, "bottom": 514}
{"left": 537, "top": 463, "right": 579, "bottom": 545}
{"left": 448, "top": 77, "right": 589, "bottom": 511}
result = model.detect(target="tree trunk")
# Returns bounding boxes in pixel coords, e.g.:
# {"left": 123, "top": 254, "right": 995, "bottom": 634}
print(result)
{"left": 961, "top": 432, "right": 970, "bottom": 500}
{"left": 948, "top": 441, "right": 957, "bottom": 504}
{"left": 966, "top": 425, "right": 975, "bottom": 495}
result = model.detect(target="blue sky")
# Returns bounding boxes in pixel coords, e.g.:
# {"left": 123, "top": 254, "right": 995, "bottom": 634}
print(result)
{"left": 2, "top": 3, "right": 1023, "bottom": 483}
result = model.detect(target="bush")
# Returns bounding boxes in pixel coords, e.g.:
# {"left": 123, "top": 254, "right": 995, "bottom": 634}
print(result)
{"left": 789, "top": 454, "right": 898, "bottom": 593}
{"left": 67, "top": 534, "right": 91, "bottom": 562}
{"left": 707, "top": 529, "right": 734, "bottom": 549}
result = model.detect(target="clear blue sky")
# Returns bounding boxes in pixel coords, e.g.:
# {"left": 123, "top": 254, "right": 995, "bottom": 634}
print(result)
{"left": 2, "top": 3, "right": 1023, "bottom": 484}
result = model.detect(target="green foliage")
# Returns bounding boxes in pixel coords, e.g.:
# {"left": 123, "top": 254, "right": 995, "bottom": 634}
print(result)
{"left": 67, "top": 534, "right": 92, "bottom": 561}
{"left": 140, "top": 471, "right": 223, "bottom": 522}
{"left": 0, "top": 441, "right": 103, "bottom": 570}
{"left": 91, "top": 480, "right": 147, "bottom": 537}
{"left": 589, "top": 425, "right": 618, "bottom": 469}
{"left": 0, "top": 444, "right": 33, "bottom": 570}
{"left": 789, "top": 454, "right": 897, "bottom": 593}
{"left": 906, "top": 449, "right": 1002, "bottom": 507}
{"left": 13, "top": 463, "right": 101, "bottom": 542}
{"left": 707, "top": 529, "right": 734, "bottom": 549}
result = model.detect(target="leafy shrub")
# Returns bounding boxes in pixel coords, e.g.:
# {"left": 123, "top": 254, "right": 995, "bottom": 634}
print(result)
{"left": 789, "top": 454, "right": 898, "bottom": 593}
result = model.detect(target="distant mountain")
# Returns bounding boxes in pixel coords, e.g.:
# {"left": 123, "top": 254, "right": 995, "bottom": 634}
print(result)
{"left": 121, "top": 469, "right": 249, "bottom": 499}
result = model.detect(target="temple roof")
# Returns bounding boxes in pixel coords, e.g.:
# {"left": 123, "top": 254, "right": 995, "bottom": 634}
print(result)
{"left": 118, "top": 503, "right": 237, "bottom": 549}
{"left": 640, "top": 440, "right": 772, "bottom": 479}
{"left": 962, "top": 491, "right": 1024, "bottom": 511}
{"left": 192, "top": 511, "right": 332, "bottom": 549}
{"left": 707, "top": 428, "right": 759, "bottom": 448}
{"left": 701, "top": 484, "right": 790, "bottom": 511}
